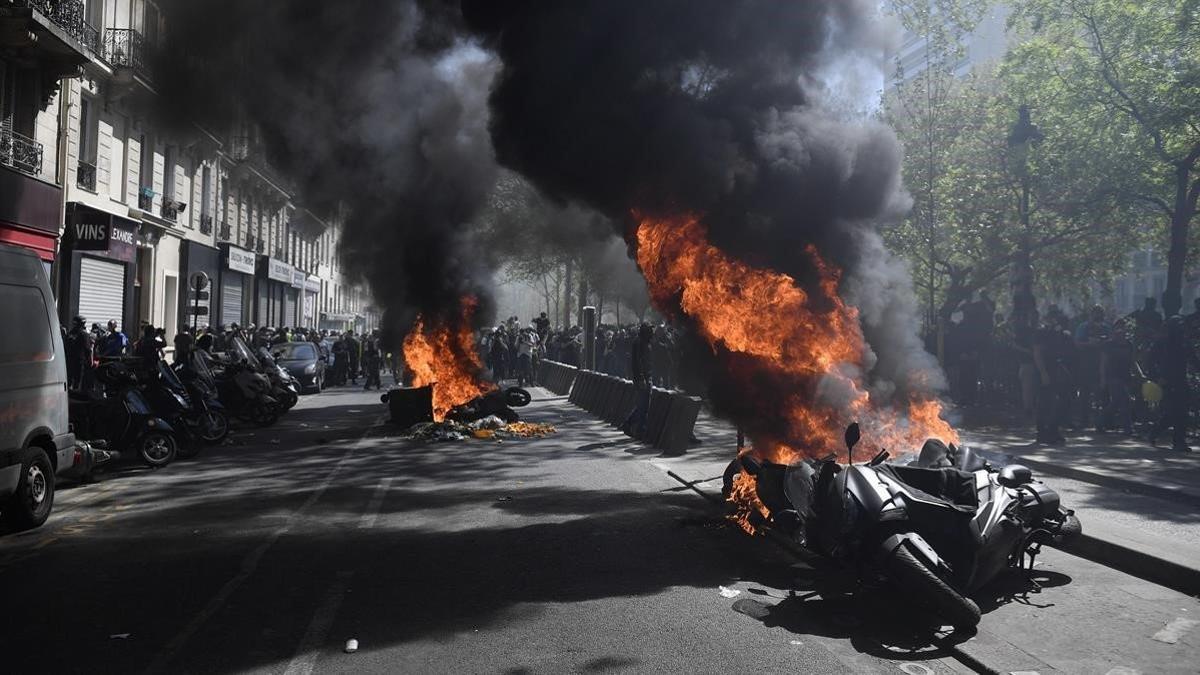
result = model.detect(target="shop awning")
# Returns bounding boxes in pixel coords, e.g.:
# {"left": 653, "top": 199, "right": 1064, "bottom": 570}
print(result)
{"left": 0, "top": 223, "right": 58, "bottom": 262}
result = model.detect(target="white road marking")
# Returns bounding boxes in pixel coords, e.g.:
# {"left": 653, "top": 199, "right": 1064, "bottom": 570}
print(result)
{"left": 358, "top": 477, "right": 393, "bottom": 529}
{"left": 283, "top": 569, "right": 356, "bottom": 675}
{"left": 1151, "top": 617, "right": 1199, "bottom": 644}
{"left": 143, "top": 416, "right": 383, "bottom": 675}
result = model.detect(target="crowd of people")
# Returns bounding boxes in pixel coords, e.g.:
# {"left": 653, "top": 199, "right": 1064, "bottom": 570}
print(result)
{"left": 942, "top": 295, "right": 1200, "bottom": 451}
{"left": 481, "top": 312, "right": 683, "bottom": 390}
{"left": 63, "top": 319, "right": 398, "bottom": 392}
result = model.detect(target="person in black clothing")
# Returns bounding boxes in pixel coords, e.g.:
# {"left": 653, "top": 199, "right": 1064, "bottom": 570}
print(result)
{"left": 362, "top": 339, "right": 382, "bottom": 390}
{"left": 64, "top": 316, "right": 94, "bottom": 391}
{"left": 1033, "top": 316, "right": 1069, "bottom": 445}
{"left": 620, "top": 323, "right": 655, "bottom": 436}
{"left": 345, "top": 331, "right": 361, "bottom": 384}
{"left": 534, "top": 312, "right": 550, "bottom": 345}
{"left": 1149, "top": 316, "right": 1193, "bottom": 452}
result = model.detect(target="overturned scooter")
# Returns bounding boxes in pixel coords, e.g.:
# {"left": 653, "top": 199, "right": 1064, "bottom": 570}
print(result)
{"left": 724, "top": 423, "right": 1081, "bottom": 629}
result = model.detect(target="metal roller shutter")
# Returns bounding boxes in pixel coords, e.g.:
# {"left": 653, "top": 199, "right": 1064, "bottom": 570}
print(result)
{"left": 284, "top": 290, "right": 296, "bottom": 328}
{"left": 77, "top": 257, "right": 126, "bottom": 328}
{"left": 221, "top": 277, "right": 243, "bottom": 326}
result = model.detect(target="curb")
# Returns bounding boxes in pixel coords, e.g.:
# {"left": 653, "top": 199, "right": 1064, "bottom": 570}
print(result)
{"left": 1003, "top": 455, "right": 1200, "bottom": 510}
{"left": 1052, "top": 533, "right": 1200, "bottom": 597}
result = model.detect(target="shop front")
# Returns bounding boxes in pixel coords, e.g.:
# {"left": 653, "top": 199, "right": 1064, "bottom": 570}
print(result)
{"left": 217, "top": 244, "right": 255, "bottom": 328}
{"left": 0, "top": 166, "right": 62, "bottom": 280}
{"left": 180, "top": 240, "right": 220, "bottom": 332}
{"left": 303, "top": 275, "right": 321, "bottom": 329}
{"left": 256, "top": 256, "right": 293, "bottom": 328}
{"left": 320, "top": 311, "right": 355, "bottom": 333}
{"left": 287, "top": 269, "right": 307, "bottom": 329}
{"left": 58, "top": 203, "right": 139, "bottom": 332}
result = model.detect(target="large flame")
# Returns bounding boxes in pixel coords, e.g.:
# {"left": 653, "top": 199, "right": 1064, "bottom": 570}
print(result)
{"left": 635, "top": 213, "right": 957, "bottom": 470}
{"left": 402, "top": 297, "right": 495, "bottom": 421}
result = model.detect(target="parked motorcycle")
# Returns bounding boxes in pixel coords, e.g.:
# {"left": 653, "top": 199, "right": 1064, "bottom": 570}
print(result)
{"left": 257, "top": 347, "right": 300, "bottom": 411}
{"left": 68, "top": 365, "right": 177, "bottom": 468}
{"left": 724, "top": 424, "right": 1081, "bottom": 629}
{"left": 212, "top": 339, "right": 281, "bottom": 426}
{"left": 173, "top": 352, "right": 230, "bottom": 444}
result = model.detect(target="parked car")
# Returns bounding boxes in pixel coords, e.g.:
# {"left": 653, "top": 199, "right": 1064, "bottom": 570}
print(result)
{"left": 0, "top": 243, "right": 76, "bottom": 531}
{"left": 271, "top": 341, "right": 326, "bottom": 393}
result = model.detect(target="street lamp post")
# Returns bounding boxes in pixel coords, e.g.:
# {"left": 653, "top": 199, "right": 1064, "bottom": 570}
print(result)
{"left": 1007, "top": 105, "right": 1043, "bottom": 319}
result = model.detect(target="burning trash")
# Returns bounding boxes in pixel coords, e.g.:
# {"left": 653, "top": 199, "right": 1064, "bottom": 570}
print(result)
{"left": 400, "top": 417, "right": 555, "bottom": 442}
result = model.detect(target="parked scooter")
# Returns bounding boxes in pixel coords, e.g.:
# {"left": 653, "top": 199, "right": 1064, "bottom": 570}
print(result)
{"left": 68, "top": 364, "right": 177, "bottom": 468}
{"left": 257, "top": 347, "right": 300, "bottom": 411}
{"left": 213, "top": 338, "right": 281, "bottom": 426}
{"left": 174, "top": 352, "right": 230, "bottom": 444}
{"left": 724, "top": 424, "right": 1081, "bottom": 629}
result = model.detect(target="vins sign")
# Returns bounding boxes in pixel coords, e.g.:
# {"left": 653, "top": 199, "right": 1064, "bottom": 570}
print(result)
{"left": 72, "top": 221, "right": 111, "bottom": 250}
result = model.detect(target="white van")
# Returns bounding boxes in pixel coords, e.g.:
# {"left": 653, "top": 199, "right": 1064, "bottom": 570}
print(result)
{"left": 0, "top": 243, "right": 74, "bottom": 530}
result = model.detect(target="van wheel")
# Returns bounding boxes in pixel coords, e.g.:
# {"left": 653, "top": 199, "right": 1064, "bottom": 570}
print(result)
{"left": 2, "top": 449, "right": 55, "bottom": 531}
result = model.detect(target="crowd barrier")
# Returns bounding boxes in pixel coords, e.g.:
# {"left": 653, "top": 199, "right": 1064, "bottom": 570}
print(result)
{"left": 536, "top": 359, "right": 578, "bottom": 395}
{"left": 539, "top": 360, "right": 701, "bottom": 456}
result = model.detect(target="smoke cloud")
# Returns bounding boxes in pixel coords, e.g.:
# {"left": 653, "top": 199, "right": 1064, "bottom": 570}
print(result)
{"left": 158, "top": 0, "right": 500, "bottom": 339}
{"left": 464, "top": 0, "right": 943, "bottom": 407}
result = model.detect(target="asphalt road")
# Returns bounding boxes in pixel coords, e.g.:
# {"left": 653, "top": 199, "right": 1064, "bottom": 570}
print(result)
{"left": 1, "top": 386, "right": 1197, "bottom": 674}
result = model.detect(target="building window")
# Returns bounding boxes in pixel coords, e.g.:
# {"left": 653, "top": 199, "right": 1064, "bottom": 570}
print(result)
{"left": 77, "top": 96, "right": 99, "bottom": 191}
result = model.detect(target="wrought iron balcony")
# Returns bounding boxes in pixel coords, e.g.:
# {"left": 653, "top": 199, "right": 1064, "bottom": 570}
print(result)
{"left": 104, "top": 28, "right": 152, "bottom": 82}
{"left": 17, "top": 0, "right": 100, "bottom": 54}
{"left": 245, "top": 232, "right": 256, "bottom": 249}
{"left": 138, "top": 187, "right": 154, "bottom": 211}
{"left": 200, "top": 214, "right": 213, "bottom": 235}
{"left": 218, "top": 223, "right": 231, "bottom": 241}
{"left": 0, "top": 129, "right": 44, "bottom": 178}
{"left": 255, "top": 239, "right": 265, "bottom": 253}
{"left": 273, "top": 247, "right": 284, "bottom": 260}
{"left": 76, "top": 160, "right": 96, "bottom": 191}
{"left": 160, "top": 200, "right": 177, "bottom": 222}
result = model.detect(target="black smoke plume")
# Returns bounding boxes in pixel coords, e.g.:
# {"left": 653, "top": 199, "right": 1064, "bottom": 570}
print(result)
{"left": 157, "top": 0, "right": 499, "bottom": 340}
{"left": 464, "top": 0, "right": 945, "bottom": 412}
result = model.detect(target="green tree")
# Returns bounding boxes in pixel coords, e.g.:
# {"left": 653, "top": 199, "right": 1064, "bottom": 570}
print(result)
{"left": 884, "top": 0, "right": 991, "bottom": 329}
{"left": 1006, "top": 0, "right": 1200, "bottom": 315}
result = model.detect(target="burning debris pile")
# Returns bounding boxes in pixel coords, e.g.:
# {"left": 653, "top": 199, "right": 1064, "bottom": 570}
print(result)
{"left": 403, "top": 416, "right": 556, "bottom": 443}
{"left": 401, "top": 297, "right": 496, "bottom": 422}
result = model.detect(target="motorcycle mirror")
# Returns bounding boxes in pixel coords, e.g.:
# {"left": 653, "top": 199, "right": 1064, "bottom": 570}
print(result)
{"left": 844, "top": 423, "right": 861, "bottom": 466}
{"left": 844, "top": 422, "right": 860, "bottom": 451}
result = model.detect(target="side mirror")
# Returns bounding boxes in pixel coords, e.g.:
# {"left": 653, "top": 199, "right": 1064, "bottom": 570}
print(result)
{"left": 844, "top": 423, "right": 860, "bottom": 452}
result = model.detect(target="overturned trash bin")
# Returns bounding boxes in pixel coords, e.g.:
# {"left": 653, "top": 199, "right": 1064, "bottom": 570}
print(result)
{"left": 381, "top": 385, "right": 434, "bottom": 427}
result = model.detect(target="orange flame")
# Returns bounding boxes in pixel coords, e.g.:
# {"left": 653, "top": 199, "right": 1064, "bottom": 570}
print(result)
{"left": 728, "top": 465, "right": 769, "bottom": 535}
{"left": 402, "top": 297, "right": 495, "bottom": 421}
{"left": 636, "top": 213, "right": 957, "bottom": 473}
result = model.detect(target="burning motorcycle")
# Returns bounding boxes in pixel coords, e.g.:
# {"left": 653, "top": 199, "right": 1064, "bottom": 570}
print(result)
{"left": 724, "top": 424, "right": 1081, "bottom": 629}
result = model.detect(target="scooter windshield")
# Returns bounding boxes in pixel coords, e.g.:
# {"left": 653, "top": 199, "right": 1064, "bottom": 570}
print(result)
{"left": 230, "top": 337, "right": 262, "bottom": 369}
{"left": 159, "top": 360, "right": 186, "bottom": 391}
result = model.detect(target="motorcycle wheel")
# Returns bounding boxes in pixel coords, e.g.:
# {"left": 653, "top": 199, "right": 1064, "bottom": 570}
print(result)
{"left": 504, "top": 387, "right": 532, "bottom": 408}
{"left": 139, "top": 432, "right": 177, "bottom": 468}
{"left": 281, "top": 390, "right": 299, "bottom": 410}
{"left": 885, "top": 540, "right": 981, "bottom": 629}
{"left": 199, "top": 410, "right": 230, "bottom": 443}
{"left": 1051, "top": 513, "right": 1082, "bottom": 545}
